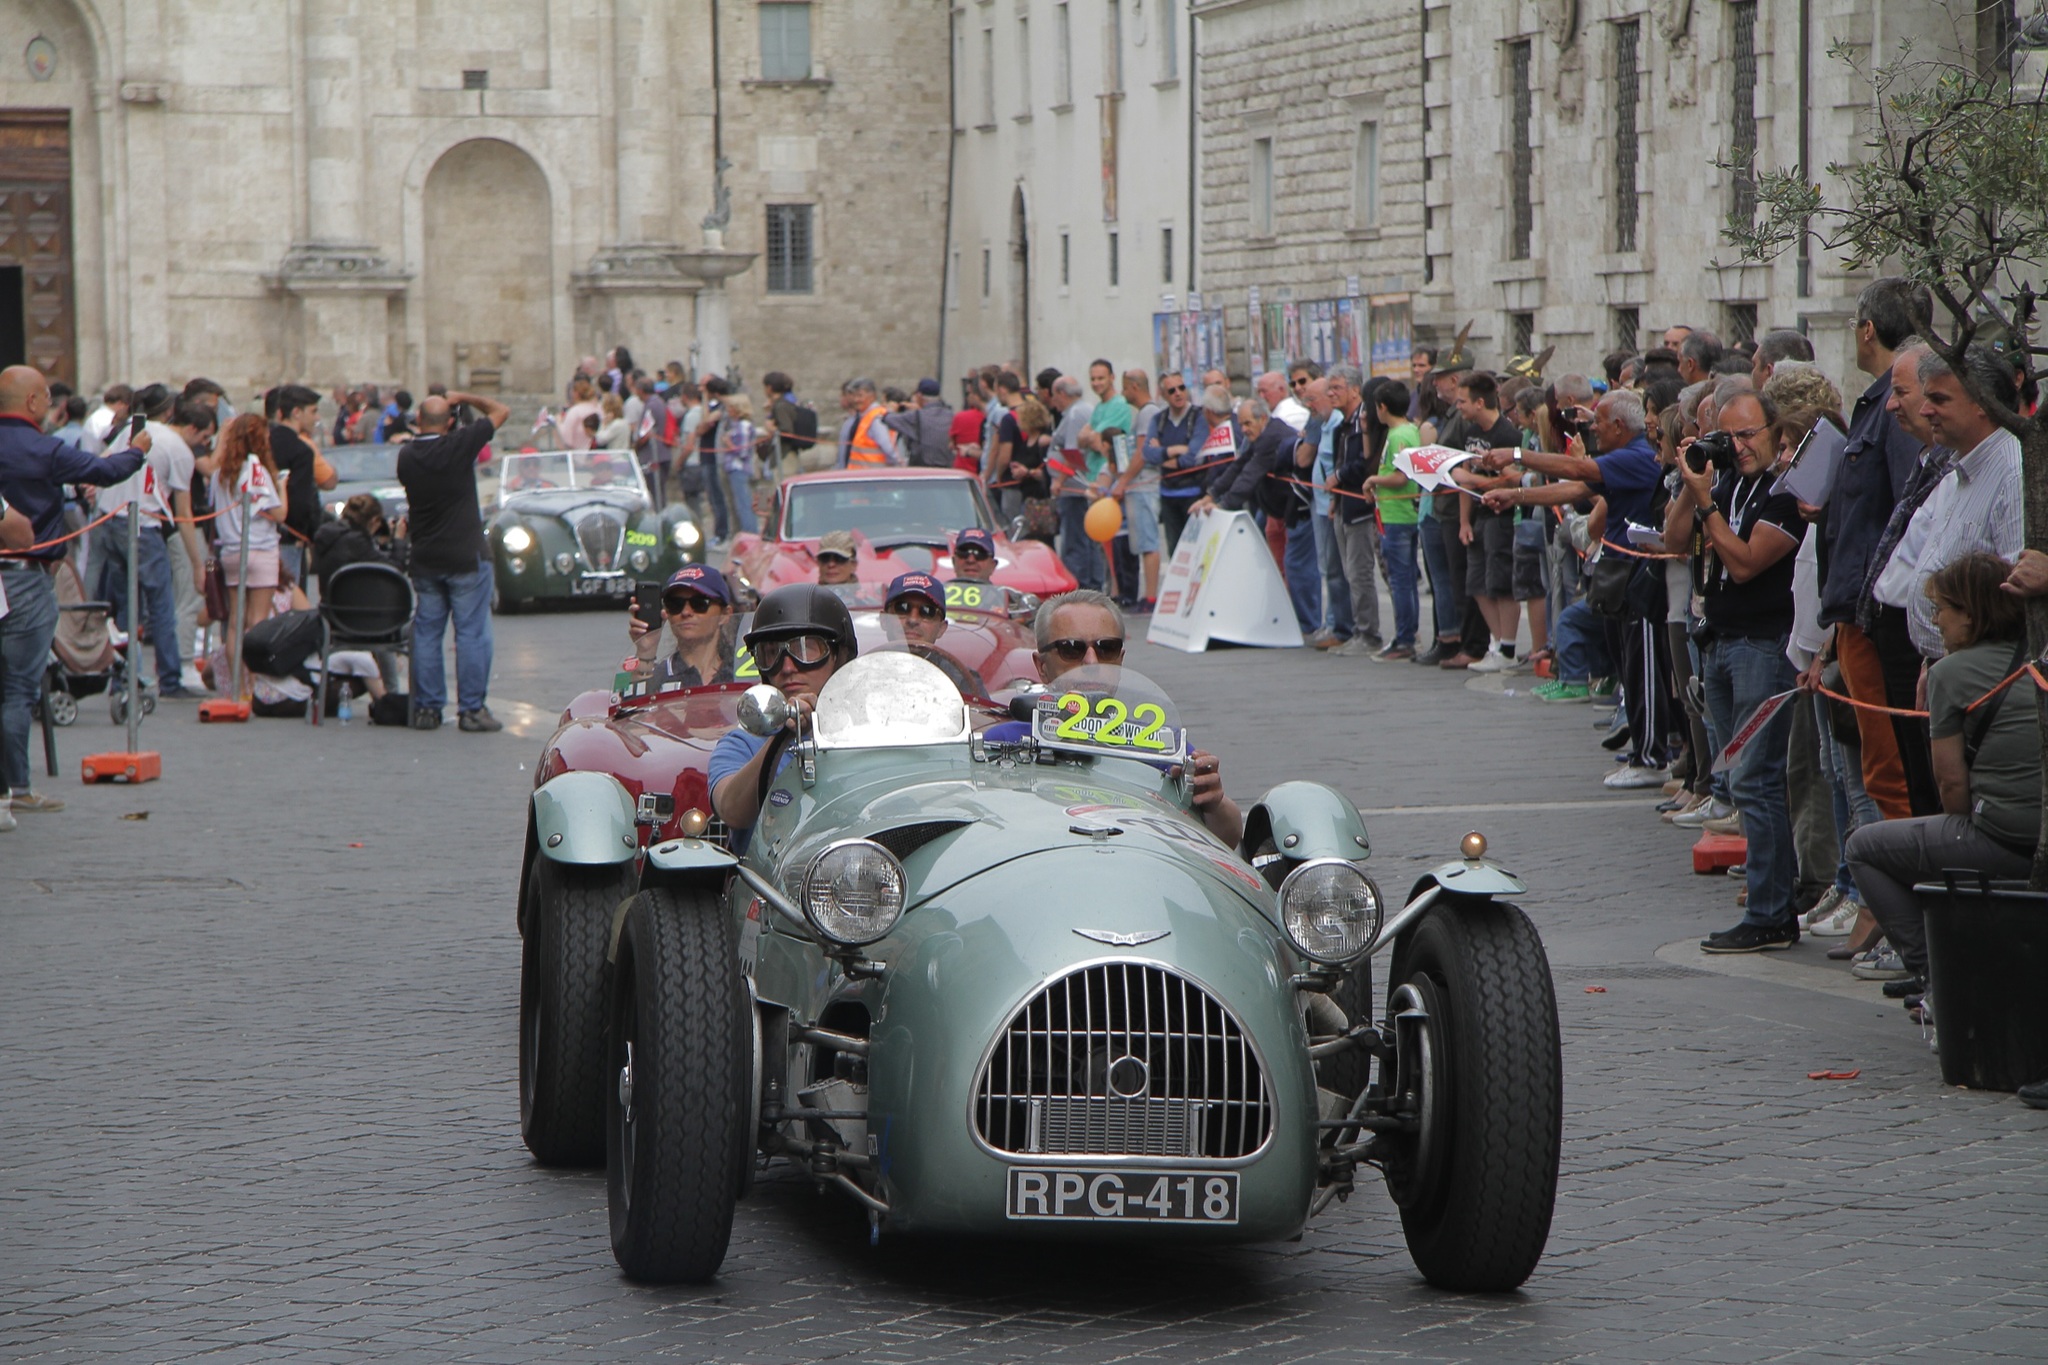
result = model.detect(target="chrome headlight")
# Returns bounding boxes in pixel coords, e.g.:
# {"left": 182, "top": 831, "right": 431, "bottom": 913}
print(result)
{"left": 628, "top": 548, "right": 651, "bottom": 571}
{"left": 671, "top": 520, "right": 701, "bottom": 550}
{"left": 554, "top": 550, "right": 575, "bottom": 574}
{"left": 501, "top": 524, "right": 534, "bottom": 555}
{"left": 506, "top": 556, "right": 526, "bottom": 575}
{"left": 1278, "top": 858, "right": 1382, "bottom": 964}
{"left": 801, "top": 838, "right": 907, "bottom": 946}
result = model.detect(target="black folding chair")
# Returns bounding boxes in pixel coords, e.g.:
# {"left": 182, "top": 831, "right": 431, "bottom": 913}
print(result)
{"left": 309, "top": 561, "right": 416, "bottom": 726}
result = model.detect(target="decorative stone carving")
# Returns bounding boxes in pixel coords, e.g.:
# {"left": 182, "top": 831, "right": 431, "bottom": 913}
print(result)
{"left": 1657, "top": 0, "right": 1694, "bottom": 44}
{"left": 270, "top": 243, "right": 408, "bottom": 293}
{"left": 1661, "top": 0, "right": 1698, "bottom": 108}
{"left": 1540, "top": 0, "right": 1579, "bottom": 50}
{"left": 1553, "top": 39, "right": 1586, "bottom": 125}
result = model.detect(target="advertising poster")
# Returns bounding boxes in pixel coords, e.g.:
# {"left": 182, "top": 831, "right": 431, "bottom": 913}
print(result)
{"left": 1338, "top": 299, "right": 1365, "bottom": 369}
{"left": 1246, "top": 295, "right": 1267, "bottom": 376}
{"left": 1280, "top": 303, "right": 1302, "bottom": 369}
{"left": 1368, "top": 293, "right": 1414, "bottom": 380}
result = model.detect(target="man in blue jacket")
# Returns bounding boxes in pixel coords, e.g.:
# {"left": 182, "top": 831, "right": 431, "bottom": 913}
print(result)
{"left": 0, "top": 366, "right": 149, "bottom": 829}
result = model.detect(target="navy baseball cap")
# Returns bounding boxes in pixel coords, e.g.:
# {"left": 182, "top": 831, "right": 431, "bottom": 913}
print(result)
{"left": 916, "top": 377, "right": 942, "bottom": 397}
{"left": 664, "top": 563, "right": 731, "bottom": 603}
{"left": 954, "top": 527, "right": 996, "bottom": 557}
{"left": 885, "top": 571, "right": 946, "bottom": 610}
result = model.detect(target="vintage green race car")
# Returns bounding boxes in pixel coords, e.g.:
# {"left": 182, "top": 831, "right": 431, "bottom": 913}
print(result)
{"left": 521, "top": 652, "right": 1562, "bottom": 1291}
{"left": 487, "top": 448, "right": 701, "bottom": 611}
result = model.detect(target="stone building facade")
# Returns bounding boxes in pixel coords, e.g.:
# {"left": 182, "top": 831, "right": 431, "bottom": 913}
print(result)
{"left": 1193, "top": 0, "right": 1424, "bottom": 380}
{"left": 0, "top": 0, "right": 950, "bottom": 404}
{"left": 943, "top": 0, "right": 1194, "bottom": 385}
{"left": 1427, "top": 0, "right": 1963, "bottom": 383}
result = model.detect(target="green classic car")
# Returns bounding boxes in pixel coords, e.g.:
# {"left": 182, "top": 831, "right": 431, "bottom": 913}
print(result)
{"left": 521, "top": 653, "right": 1562, "bottom": 1291}
{"left": 488, "top": 449, "right": 701, "bottom": 611}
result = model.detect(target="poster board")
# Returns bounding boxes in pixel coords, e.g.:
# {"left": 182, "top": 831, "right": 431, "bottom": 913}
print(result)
{"left": 1152, "top": 307, "right": 1228, "bottom": 388}
{"left": 1369, "top": 293, "right": 1414, "bottom": 380}
{"left": 1147, "top": 509, "right": 1306, "bottom": 652}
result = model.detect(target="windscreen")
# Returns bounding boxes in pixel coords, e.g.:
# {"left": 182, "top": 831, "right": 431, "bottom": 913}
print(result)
{"left": 811, "top": 650, "right": 972, "bottom": 750}
{"left": 782, "top": 478, "right": 991, "bottom": 542}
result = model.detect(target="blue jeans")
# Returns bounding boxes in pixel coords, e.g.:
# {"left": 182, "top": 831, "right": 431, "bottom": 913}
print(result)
{"left": 1310, "top": 513, "right": 1354, "bottom": 640}
{"left": 99, "top": 511, "right": 181, "bottom": 690}
{"left": 1700, "top": 635, "right": 1798, "bottom": 929}
{"left": 1418, "top": 516, "right": 1458, "bottom": 642}
{"left": 701, "top": 455, "right": 730, "bottom": 540}
{"left": 0, "top": 566, "right": 59, "bottom": 793}
{"left": 1815, "top": 693, "right": 1883, "bottom": 897}
{"left": 1057, "top": 495, "right": 1104, "bottom": 590}
{"left": 1550, "top": 600, "right": 1614, "bottom": 685}
{"left": 411, "top": 561, "right": 494, "bottom": 713}
{"left": 1282, "top": 518, "right": 1322, "bottom": 635}
{"left": 724, "top": 468, "right": 758, "bottom": 534}
{"left": 1380, "top": 522, "right": 1420, "bottom": 648}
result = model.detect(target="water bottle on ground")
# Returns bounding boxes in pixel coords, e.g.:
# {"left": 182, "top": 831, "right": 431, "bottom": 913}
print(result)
{"left": 337, "top": 688, "right": 352, "bottom": 725}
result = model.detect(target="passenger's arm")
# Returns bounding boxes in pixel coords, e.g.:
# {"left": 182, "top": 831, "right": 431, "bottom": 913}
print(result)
{"left": 1931, "top": 733, "right": 1971, "bottom": 817}
{"left": 1178, "top": 748, "right": 1243, "bottom": 847}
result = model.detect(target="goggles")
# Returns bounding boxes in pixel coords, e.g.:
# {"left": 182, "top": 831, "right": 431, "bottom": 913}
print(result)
{"left": 751, "top": 633, "right": 836, "bottom": 673}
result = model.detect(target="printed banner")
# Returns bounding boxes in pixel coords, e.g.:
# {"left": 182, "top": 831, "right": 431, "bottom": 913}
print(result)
{"left": 1394, "top": 444, "right": 1482, "bottom": 491}
{"left": 1712, "top": 689, "right": 1800, "bottom": 776}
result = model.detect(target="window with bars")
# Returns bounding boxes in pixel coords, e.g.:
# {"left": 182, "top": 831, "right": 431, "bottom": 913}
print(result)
{"left": 1060, "top": 231, "right": 1071, "bottom": 287}
{"left": 1723, "top": 302, "right": 1758, "bottom": 345}
{"left": 1508, "top": 41, "right": 1534, "bottom": 261}
{"left": 1105, "top": 0, "right": 1124, "bottom": 94}
{"left": 1510, "top": 312, "right": 1535, "bottom": 357}
{"left": 1162, "top": 226, "right": 1173, "bottom": 283}
{"left": 1729, "top": 1, "right": 1758, "bottom": 228}
{"left": 759, "top": 3, "right": 812, "bottom": 81}
{"left": 981, "top": 246, "right": 991, "bottom": 299}
{"left": 1108, "top": 230, "right": 1120, "bottom": 288}
{"left": 1017, "top": 16, "right": 1032, "bottom": 115}
{"left": 1614, "top": 306, "right": 1640, "bottom": 352}
{"left": 765, "top": 205, "right": 813, "bottom": 293}
{"left": 1055, "top": 3, "right": 1073, "bottom": 105}
{"left": 980, "top": 27, "right": 996, "bottom": 126}
{"left": 1614, "top": 20, "right": 1642, "bottom": 252}
{"left": 1352, "top": 122, "right": 1380, "bottom": 229}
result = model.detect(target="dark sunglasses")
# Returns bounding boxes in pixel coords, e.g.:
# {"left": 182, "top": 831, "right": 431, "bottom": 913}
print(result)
{"left": 1161, "top": 384, "right": 1186, "bottom": 395}
{"left": 888, "top": 599, "right": 944, "bottom": 621}
{"left": 1292, "top": 376, "right": 1311, "bottom": 388}
{"left": 1046, "top": 637, "right": 1126, "bottom": 663}
{"left": 954, "top": 545, "right": 992, "bottom": 560}
{"left": 664, "top": 594, "right": 722, "bottom": 614}
{"left": 816, "top": 552, "right": 852, "bottom": 566}
{"left": 751, "top": 633, "right": 835, "bottom": 673}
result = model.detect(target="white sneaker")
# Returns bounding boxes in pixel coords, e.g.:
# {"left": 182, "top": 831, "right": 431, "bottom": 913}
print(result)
{"left": 1671, "top": 798, "right": 1734, "bottom": 828}
{"left": 1799, "top": 885, "right": 1845, "bottom": 931}
{"left": 1604, "top": 764, "right": 1671, "bottom": 789}
{"left": 1808, "top": 900, "right": 1861, "bottom": 937}
{"left": 0, "top": 798, "right": 13, "bottom": 833}
{"left": 1468, "top": 649, "right": 1514, "bottom": 674}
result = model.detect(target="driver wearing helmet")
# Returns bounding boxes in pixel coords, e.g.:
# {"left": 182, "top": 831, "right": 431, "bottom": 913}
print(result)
{"left": 709, "top": 583, "right": 858, "bottom": 850}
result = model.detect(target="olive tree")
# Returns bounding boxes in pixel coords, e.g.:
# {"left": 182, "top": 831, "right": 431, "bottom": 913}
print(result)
{"left": 1725, "top": 33, "right": 2048, "bottom": 883}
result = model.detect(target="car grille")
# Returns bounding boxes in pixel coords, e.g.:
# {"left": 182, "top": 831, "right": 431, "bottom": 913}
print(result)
{"left": 975, "top": 962, "right": 1273, "bottom": 1159}
{"left": 576, "top": 513, "right": 625, "bottom": 573}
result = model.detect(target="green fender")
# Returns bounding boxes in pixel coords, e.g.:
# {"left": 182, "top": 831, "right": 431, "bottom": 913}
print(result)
{"left": 1412, "top": 859, "right": 1527, "bottom": 900}
{"left": 1241, "top": 780, "right": 1371, "bottom": 862}
{"left": 531, "top": 771, "right": 639, "bottom": 866}
{"left": 644, "top": 837, "right": 739, "bottom": 876}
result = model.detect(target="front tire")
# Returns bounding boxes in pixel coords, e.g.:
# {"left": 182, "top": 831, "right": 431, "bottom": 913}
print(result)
{"left": 607, "top": 885, "right": 749, "bottom": 1283}
{"left": 520, "top": 858, "right": 633, "bottom": 1166}
{"left": 1385, "top": 899, "right": 1561, "bottom": 1292}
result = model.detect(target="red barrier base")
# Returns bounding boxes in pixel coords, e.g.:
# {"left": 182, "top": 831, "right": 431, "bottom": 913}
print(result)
{"left": 198, "top": 699, "right": 251, "bottom": 723}
{"left": 1693, "top": 832, "right": 1747, "bottom": 874}
{"left": 82, "top": 751, "right": 161, "bottom": 784}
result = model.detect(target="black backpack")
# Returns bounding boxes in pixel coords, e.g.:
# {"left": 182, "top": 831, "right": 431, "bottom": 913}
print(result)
{"left": 242, "top": 608, "right": 323, "bottom": 680}
{"left": 784, "top": 400, "right": 820, "bottom": 448}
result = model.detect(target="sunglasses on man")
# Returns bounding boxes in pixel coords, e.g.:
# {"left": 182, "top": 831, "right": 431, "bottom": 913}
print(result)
{"left": 888, "top": 599, "right": 945, "bottom": 621}
{"left": 1161, "top": 382, "right": 1186, "bottom": 396}
{"left": 953, "top": 545, "right": 991, "bottom": 561}
{"left": 751, "top": 633, "right": 835, "bottom": 673}
{"left": 1045, "top": 637, "right": 1126, "bottom": 663}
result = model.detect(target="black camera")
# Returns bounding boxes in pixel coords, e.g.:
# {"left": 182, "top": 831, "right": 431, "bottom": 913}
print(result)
{"left": 1686, "top": 430, "right": 1739, "bottom": 476}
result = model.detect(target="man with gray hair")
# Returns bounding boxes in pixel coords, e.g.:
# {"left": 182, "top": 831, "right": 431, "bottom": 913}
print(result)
{"left": 842, "top": 376, "right": 902, "bottom": 468}
{"left": 1751, "top": 328, "right": 1816, "bottom": 389}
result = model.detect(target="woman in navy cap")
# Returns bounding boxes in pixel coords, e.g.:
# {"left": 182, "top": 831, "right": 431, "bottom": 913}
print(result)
{"left": 625, "top": 563, "right": 740, "bottom": 686}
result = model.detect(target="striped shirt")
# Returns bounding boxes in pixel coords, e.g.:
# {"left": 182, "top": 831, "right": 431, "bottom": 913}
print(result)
{"left": 1874, "top": 427, "right": 2022, "bottom": 658}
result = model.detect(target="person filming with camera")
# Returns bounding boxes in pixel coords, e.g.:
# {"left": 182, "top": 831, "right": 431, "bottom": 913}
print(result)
{"left": 1662, "top": 390, "right": 1806, "bottom": 953}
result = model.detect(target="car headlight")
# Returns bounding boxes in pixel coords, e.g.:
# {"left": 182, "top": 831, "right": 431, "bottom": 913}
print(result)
{"left": 1278, "top": 859, "right": 1382, "bottom": 964}
{"left": 671, "top": 521, "right": 701, "bottom": 550}
{"left": 507, "top": 556, "right": 526, "bottom": 575}
{"left": 628, "top": 548, "right": 651, "bottom": 571}
{"left": 801, "top": 839, "right": 907, "bottom": 946}
{"left": 554, "top": 551, "right": 575, "bottom": 574}
{"left": 502, "top": 525, "right": 534, "bottom": 554}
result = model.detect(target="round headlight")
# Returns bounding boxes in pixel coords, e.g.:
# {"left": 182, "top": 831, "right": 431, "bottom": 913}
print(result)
{"left": 554, "top": 550, "right": 575, "bottom": 574}
{"left": 501, "top": 525, "right": 534, "bottom": 554}
{"left": 507, "top": 556, "right": 526, "bottom": 575}
{"left": 628, "top": 548, "right": 651, "bottom": 571}
{"left": 1278, "top": 859, "right": 1382, "bottom": 965}
{"left": 801, "top": 839, "right": 907, "bottom": 946}
{"left": 672, "top": 520, "right": 701, "bottom": 550}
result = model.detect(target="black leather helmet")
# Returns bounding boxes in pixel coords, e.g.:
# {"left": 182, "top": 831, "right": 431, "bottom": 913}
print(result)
{"left": 743, "top": 583, "right": 858, "bottom": 661}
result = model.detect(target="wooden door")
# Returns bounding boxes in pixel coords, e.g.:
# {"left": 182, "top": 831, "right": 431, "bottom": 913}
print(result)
{"left": 0, "top": 111, "right": 74, "bottom": 384}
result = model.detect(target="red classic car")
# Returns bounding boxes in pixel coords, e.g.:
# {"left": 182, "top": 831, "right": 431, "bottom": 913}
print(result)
{"left": 725, "top": 468, "right": 1075, "bottom": 601}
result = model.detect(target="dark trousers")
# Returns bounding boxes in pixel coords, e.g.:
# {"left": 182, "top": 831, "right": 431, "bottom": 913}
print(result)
{"left": 1868, "top": 605, "right": 1941, "bottom": 817}
{"left": 1160, "top": 495, "right": 1197, "bottom": 560}
{"left": 1442, "top": 526, "right": 1474, "bottom": 649}
{"left": 1620, "top": 611, "right": 1672, "bottom": 769}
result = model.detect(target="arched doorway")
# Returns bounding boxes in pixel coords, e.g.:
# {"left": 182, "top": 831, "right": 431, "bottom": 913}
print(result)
{"left": 1008, "top": 185, "right": 1029, "bottom": 378}
{"left": 422, "top": 139, "right": 552, "bottom": 393}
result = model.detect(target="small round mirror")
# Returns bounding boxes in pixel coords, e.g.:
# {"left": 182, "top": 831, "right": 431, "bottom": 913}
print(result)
{"left": 737, "top": 684, "right": 791, "bottom": 737}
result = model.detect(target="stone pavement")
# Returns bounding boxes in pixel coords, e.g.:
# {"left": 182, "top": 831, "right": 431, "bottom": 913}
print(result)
{"left": 3, "top": 608, "right": 2045, "bottom": 1364}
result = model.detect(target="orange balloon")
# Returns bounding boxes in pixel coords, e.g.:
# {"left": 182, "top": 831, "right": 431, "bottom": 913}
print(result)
{"left": 1084, "top": 497, "right": 1123, "bottom": 543}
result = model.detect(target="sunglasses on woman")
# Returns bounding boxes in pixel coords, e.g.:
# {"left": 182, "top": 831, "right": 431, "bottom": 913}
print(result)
{"left": 751, "top": 633, "right": 835, "bottom": 673}
{"left": 1046, "top": 637, "right": 1126, "bottom": 663}
{"left": 816, "top": 552, "right": 852, "bottom": 566}
{"left": 664, "top": 594, "right": 721, "bottom": 614}
{"left": 888, "top": 599, "right": 944, "bottom": 621}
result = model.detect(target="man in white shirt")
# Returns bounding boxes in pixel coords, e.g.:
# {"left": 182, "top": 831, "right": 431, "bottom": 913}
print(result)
{"left": 1261, "top": 370, "right": 1308, "bottom": 433}
{"left": 1872, "top": 346, "right": 2023, "bottom": 660}
{"left": 91, "top": 394, "right": 217, "bottom": 698}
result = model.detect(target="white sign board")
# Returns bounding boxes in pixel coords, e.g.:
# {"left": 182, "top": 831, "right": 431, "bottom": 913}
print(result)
{"left": 1146, "top": 509, "right": 1306, "bottom": 652}
{"left": 1393, "top": 444, "right": 1483, "bottom": 491}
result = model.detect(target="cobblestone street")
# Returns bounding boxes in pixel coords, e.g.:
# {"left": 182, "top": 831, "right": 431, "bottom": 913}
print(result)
{"left": 4, "top": 610, "right": 2045, "bottom": 1363}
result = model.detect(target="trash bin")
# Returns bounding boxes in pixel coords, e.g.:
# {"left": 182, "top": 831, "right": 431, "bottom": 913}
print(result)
{"left": 1914, "top": 874, "right": 2048, "bottom": 1092}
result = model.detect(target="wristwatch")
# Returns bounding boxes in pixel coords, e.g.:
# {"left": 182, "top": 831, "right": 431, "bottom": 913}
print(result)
{"left": 1693, "top": 504, "right": 1717, "bottom": 530}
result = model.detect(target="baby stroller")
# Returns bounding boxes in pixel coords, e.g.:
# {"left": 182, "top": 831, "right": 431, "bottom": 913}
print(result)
{"left": 33, "top": 559, "right": 151, "bottom": 774}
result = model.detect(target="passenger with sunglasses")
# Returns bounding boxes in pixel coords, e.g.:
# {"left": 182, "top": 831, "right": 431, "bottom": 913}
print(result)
{"left": 625, "top": 563, "right": 738, "bottom": 686}
{"left": 709, "top": 584, "right": 859, "bottom": 849}
{"left": 813, "top": 528, "right": 864, "bottom": 599}
{"left": 949, "top": 526, "right": 1037, "bottom": 618}
{"left": 883, "top": 571, "right": 949, "bottom": 648}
